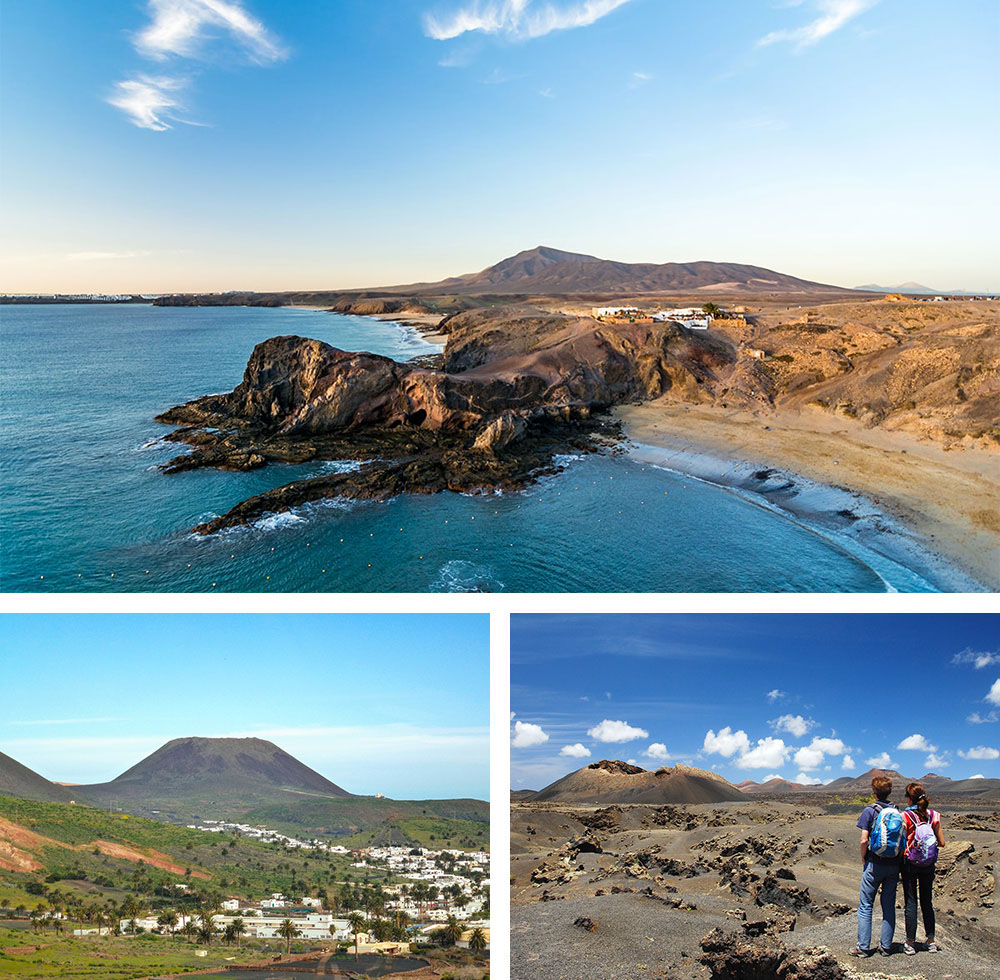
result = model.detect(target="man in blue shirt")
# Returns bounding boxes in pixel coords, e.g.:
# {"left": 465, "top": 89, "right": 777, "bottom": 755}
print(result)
{"left": 850, "top": 774, "right": 902, "bottom": 957}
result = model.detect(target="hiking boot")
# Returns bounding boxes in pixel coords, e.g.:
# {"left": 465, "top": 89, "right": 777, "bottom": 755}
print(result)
{"left": 925, "top": 941, "right": 940, "bottom": 952}
{"left": 903, "top": 942, "right": 917, "bottom": 955}
{"left": 848, "top": 945, "right": 871, "bottom": 957}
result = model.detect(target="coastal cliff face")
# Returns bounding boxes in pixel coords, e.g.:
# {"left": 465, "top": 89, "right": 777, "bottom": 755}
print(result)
{"left": 155, "top": 306, "right": 744, "bottom": 531}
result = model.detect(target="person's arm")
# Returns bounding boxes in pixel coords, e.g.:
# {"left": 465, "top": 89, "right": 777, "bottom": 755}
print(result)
{"left": 859, "top": 829, "right": 869, "bottom": 863}
{"left": 934, "top": 814, "right": 945, "bottom": 848}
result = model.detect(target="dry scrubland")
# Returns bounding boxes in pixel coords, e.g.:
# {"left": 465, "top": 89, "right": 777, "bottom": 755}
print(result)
{"left": 511, "top": 799, "right": 999, "bottom": 980}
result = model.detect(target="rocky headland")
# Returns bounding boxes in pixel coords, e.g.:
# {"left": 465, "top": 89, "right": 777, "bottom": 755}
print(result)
{"left": 155, "top": 306, "right": 745, "bottom": 533}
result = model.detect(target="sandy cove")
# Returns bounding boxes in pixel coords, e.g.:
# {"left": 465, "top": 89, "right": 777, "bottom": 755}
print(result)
{"left": 616, "top": 399, "right": 999, "bottom": 591}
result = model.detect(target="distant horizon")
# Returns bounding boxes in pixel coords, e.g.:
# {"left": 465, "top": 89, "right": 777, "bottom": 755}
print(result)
{"left": 2, "top": 242, "right": 998, "bottom": 297}
{"left": 2, "top": 2, "right": 998, "bottom": 294}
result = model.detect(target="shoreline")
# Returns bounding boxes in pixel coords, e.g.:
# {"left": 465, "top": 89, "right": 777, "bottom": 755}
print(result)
{"left": 615, "top": 400, "right": 998, "bottom": 592}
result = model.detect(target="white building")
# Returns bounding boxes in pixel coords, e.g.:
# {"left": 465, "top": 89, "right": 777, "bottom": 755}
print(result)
{"left": 652, "top": 308, "right": 712, "bottom": 329}
{"left": 592, "top": 306, "right": 640, "bottom": 319}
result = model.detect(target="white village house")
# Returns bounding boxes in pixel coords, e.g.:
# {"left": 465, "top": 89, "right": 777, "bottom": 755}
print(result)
{"left": 652, "top": 307, "right": 712, "bottom": 329}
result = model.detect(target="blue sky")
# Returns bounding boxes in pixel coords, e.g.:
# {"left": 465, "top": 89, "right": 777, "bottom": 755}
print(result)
{"left": 1, "top": 0, "right": 997, "bottom": 293}
{"left": 0, "top": 614, "right": 490, "bottom": 800}
{"left": 511, "top": 613, "right": 1000, "bottom": 790}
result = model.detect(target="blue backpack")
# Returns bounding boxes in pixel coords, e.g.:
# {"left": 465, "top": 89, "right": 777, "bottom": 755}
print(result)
{"left": 868, "top": 802, "right": 905, "bottom": 858}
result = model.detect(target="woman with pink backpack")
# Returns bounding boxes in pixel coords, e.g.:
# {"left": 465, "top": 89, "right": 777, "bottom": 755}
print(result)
{"left": 901, "top": 781, "right": 946, "bottom": 955}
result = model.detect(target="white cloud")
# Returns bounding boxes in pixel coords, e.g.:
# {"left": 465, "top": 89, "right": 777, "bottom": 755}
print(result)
{"left": 842, "top": 754, "right": 856, "bottom": 770}
{"left": 559, "top": 742, "right": 591, "bottom": 758}
{"left": 424, "top": 0, "right": 632, "bottom": 42}
{"left": 796, "top": 773, "right": 822, "bottom": 785}
{"left": 736, "top": 737, "right": 789, "bottom": 770}
{"left": 952, "top": 649, "right": 1000, "bottom": 669}
{"left": 511, "top": 720, "right": 549, "bottom": 748}
{"left": 968, "top": 710, "right": 999, "bottom": 724}
{"left": 762, "top": 773, "right": 783, "bottom": 782}
{"left": 703, "top": 727, "right": 751, "bottom": 758}
{"left": 766, "top": 689, "right": 786, "bottom": 702}
{"left": 987, "top": 678, "right": 1000, "bottom": 707}
{"left": 770, "top": 714, "right": 813, "bottom": 738}
{"left": 898, "top": 733, "right": 937, "bottom": 752}
{"left": 925, "top": 751, "right": 950, "bottom": 769}
{"left": 644, "top": 742, "right": 670, "bottom": 760}
{"left": 106, "top": 75, "right": 187, "bottom": 131}
{"left": 865, "top": 752, "right": 896, "bottom": 770}
{"left": 969, "top": 774, "right": 985, "bottom": 779}
{"left": 793, "top": 736, "right": 846, "bottom": 771}
{"left": 587, "top": 719, "right": 648, "bottom": 743}
{"left": 759, "top": 0, "right": 877, "bottom": 50}
{"left": 958, "top": 745, "right": 1000, "bottom": 761}
{"left": 135, "top": 0, "right": 287, "bottom": 63}
{"left": 629, "top": 71, "right": 652, "bottom": 88}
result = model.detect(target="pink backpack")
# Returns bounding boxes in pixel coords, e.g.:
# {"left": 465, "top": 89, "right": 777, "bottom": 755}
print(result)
{"left": 905, "top": 809, "right": 938, "bottom": 866}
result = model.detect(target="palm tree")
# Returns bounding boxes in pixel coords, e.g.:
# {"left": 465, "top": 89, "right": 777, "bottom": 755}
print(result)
{"left": 347, "top": 911, "right": 366, "bottom": 960}
{"left": 158, "top": 910, "right": 178, "bottom": 935}
{"left": 440, "top": 915, "right": 463, "bottom": 947}
{"left": 468, "top": 927, "right": 487, "bottom": 952}
{"left": 231, "top": 916, "right": 245, "bottom": 949}
{"left": 120, "top": 896, "right": 140, "bottom": 935}
{"left": 277, "top": 918, "right": 299, "bottom": 956}
{"left": 198, "top": 906, "right": 217, "bottom": 945}
{"left": 94, "top": 910, "right": 107, "bottom": 937}
{"left": 181, "top": 919, "right": 197, "bottom": 941}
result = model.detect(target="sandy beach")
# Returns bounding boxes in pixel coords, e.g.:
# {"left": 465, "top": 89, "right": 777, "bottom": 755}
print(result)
{"left": 616, "top": 399, "right": 999, "bottom": 591}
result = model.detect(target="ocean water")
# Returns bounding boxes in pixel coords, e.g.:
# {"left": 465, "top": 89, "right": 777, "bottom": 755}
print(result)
{"left": 1, "top": 304, "right": 943, "bottom": 592}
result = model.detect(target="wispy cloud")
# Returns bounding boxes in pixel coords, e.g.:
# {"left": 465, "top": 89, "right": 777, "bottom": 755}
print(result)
{"left": 108, "top": 1, "right": 285, "bottom": 131}
{"left": 425, "top": 0, "right": 632, "bottom": 42}
{"left": 629, "top": 70, "right": 653, "bottom": 88}
{"left": 134, "top": 0, "right": 287, "bottom": 63}
{"left": 107, "top": 75, "right": 188, "bottom": 131}
{"left": 759, "top": 0, "right": 877, "bottom": 50}
{"left": 953, "top": 648, "right": 1000, "bottom": 669}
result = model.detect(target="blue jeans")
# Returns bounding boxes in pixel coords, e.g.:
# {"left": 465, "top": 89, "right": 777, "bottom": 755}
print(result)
{"left": 858, "top": 859, "right": 899, "bottom": 951}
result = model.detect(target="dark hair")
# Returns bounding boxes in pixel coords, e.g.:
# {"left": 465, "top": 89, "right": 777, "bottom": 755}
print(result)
{"left": 872, "top": 775, "right": 892, "bottom": 800}
{"left": 906, "top": 781, "right": 929, "bottom": 817}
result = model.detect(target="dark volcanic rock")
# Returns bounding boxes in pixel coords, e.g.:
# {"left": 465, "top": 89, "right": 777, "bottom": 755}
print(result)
{"left": 155, "top": 306, "right": 748, "bottom": 532}
{"left": 699, "top": 929, "right": 846, "bottom": 980}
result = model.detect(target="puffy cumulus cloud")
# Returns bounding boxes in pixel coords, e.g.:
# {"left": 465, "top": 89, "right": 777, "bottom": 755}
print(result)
{"left": 735, "top": 737, "right": 789, "bottom": 770}
{"left": 424, "top": 0, "right": 632, "bottom": 42}
{"left": 587, "top": 719, "right": 648, "bottom": 743}
{"left": 865, "top": 752, "right": 896, "bottom": 769}
{"left": 842, "top": 754, "right": 856, "bottom": 770}
{"left": 644, "top": 742, "right": 670, "bottom": 760}
{"left": 762, "top": 773, "right": 783, "bottom": 782}
{"left": 795, "top": 773, "right": 823, "bottom": 785}
{"left": 766, "top": 689, "right": 786, "bottom": 702}
{"left": 952, "top": 649, "right": 1000, "bottom": 669}
{"left": 759, "top": 0, "right": 878, "bottom": 50}
{"left": 925, "top": 751, "right": 950, "bottom": 769}
{"left": 958, "top": 746, "right": 1000, "bottom": 761}
{"left": 511, "top": 720, "right": 549, "bottom": 748}
{"left": 793, "top": 736, "right": 847, "bottom": 771}
{"left": 135, "top": 0, "right": 287, "bottom": 63}
{"left": 703, "top": 727, "right": 751, "bottom": 758}
{"left": 898, "top": 734, "right": 937, "bottom": 752}
{"left": 969, "top": 774, "right": 985, "bottom": 779}
{"left": 559, "top": 742, "right": 591, "bottom": 758}
{"left": 770, "top": 714, "right": 814, "bottom": 738}
{"left": 987, "top": 679, "right": 1000, "bottom": 707}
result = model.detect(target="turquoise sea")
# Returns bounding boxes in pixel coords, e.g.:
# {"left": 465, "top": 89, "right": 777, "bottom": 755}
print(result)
{"left": 0, "top": 304, "right": 951, "bottom": 592}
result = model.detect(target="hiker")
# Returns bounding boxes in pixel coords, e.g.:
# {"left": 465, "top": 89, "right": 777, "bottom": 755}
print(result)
{"left": 850, "top": 775, "right": 906, "bottom": 957}
{"left": 901, "top": 781, "right": 945, "bottom": 955}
